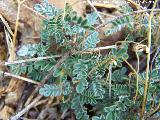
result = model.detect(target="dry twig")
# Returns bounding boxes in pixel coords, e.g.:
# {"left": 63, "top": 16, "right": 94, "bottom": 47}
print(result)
{"left": 0, "top": 45, "right": 117, "bottom": 66}
{"left": 0, "top": 71, "right": 40, "bottom": 85}
{"left": 4, "top": 55, "right": 61, "bottom": 65}
{"left": 96, "top": 9, "right": 160, "bottom": 30}
{"left": 22, "top": 4, "right": 47, "bottom": 19}
{"left": 10, "top": 95, "right": 42, "bottom": 120}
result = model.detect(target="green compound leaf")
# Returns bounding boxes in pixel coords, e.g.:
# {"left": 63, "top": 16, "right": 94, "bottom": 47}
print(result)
{"left": 112, "top": 67, "right": 129, "bottom": 83}
{"left": 105, "top": 5, "right": 133, "bottom": 37}
{"left": 76, "top": 82, "right": 85, "bottom": 93}
{"left": 44, "top": 16, "right": 66, "bottom": 45}
{"left": 80, "top": 90, "right": 97, "bottom": 104}
{"left": 71, "top": 94, "right": 89, "bottom": 120}
{"left": 90, "top": 81, "right": 105, "bottom": 99}
{"left": 92, "top": 115, "right": 106, "bottom": 120}
{"left": 39, "top": 81, "right": 72, "bottom": 97}
{"left": 34, "top": 0, "right": 62, "bottom": 17}
{"left": 113, "top": 84, "right": 129, "bottom": 96}
{"left": 86, "top": 12, "right": 98, "bottom": 25}
{"left": 10, "top": 64, "right": 27, "bottom": 75}
{"left": 62, "top": 81, "right": 72, "bottom": 95}
{"left": 73, "top": 59, "right": 88, "bottom": 93}
{"left": 84, "top": 31, "right": 100, "bottom": 50}
{"left": 105, "top": 16, "right": 133, "bottom": 37}
{"left": 105, "top": 112, "right": 113, "bottom": 120}
{"left": 17, "top": 44, "right": 39, "bottom": 57}
{"left": 92, "top": 116, "right": 101, "bottom": 120}
{"left": 104, "top": 105, "right": 117, "bottom": 112}
{"left": 34, "top": 60, "right": 55, "bottom": 71}
{"left": 39, "top": 84, "right": 62, "bottom": 97}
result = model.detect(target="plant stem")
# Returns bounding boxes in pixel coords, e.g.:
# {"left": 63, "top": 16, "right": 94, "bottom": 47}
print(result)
{"left": 140, "top": 0, "right": 158, "bottom": 119}
{"left": 109, "top": 64, "right": 112, "bottom": 102}
{"left": 11, "top": 0, "right": 21, "bottom": 61}
{"left": 63, "top": 0, "right": 67, "bottom": 21}
{"left": 124, "top": 60, "right": 138, "bottom": 77}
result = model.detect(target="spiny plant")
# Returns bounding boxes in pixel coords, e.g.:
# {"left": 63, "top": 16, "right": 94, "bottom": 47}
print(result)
{"left": 8, "top": 0, "right": 160, "bottom": 119}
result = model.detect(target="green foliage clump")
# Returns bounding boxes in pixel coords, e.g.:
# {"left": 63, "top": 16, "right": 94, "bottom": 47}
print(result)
{"left": 73, "top": 59, "right": 89, "bottom": 93}
{"left": 7, "top": 0, "right": 160, "bottom": 119}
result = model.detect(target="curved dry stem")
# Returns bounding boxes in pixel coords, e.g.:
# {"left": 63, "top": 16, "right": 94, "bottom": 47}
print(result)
{"left": 140, "top": 0, "right": 158, "bottom": 119}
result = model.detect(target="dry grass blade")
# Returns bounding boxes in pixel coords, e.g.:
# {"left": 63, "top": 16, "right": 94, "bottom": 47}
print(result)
{"left": 0, "top": 14, "right": 13, "bottom": 36}
{"left": 108, "top": 64, "right": 112, "bottom": 102}
{"left": 4, "top": 28, "right": 13, "bottom": 57}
